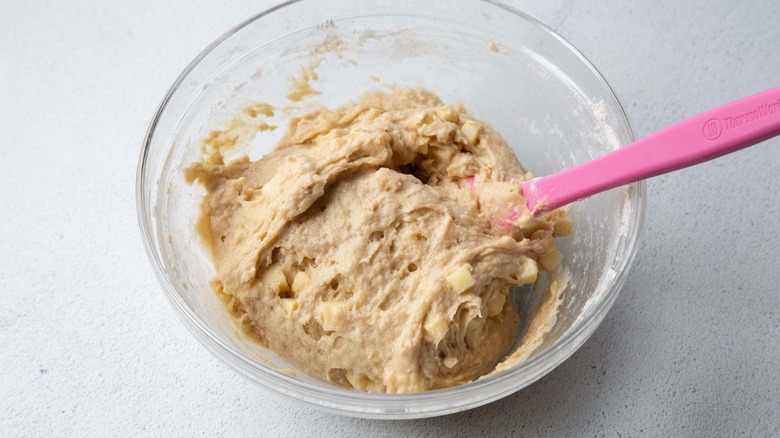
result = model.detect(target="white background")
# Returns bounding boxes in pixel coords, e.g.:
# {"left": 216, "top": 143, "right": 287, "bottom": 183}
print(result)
{"left": 2, "top": 0, "right": 778, "bottom": 436}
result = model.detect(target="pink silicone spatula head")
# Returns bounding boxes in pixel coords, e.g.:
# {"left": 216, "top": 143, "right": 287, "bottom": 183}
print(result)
{"left": 522, "top": 86, "right": 780, "bottom": 215}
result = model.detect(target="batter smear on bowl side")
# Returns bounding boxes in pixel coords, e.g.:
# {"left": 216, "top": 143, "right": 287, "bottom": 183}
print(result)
{"left": 185, "top": 88, "right": 572, "bottom": 393}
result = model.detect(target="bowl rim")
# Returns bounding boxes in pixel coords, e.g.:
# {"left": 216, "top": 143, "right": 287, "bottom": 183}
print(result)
{"left": 136, "top": 0, "right": 646, "bottom": 419}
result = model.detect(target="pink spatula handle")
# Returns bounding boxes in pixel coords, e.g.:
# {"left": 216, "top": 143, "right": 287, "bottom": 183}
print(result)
{"left": 522, "top": 87, "right": 780, "bottom": 215}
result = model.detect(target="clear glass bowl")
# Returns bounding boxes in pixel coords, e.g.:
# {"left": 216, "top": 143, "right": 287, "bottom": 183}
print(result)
{"left": 137, "top": 0, "right": 645, "bottom": 419}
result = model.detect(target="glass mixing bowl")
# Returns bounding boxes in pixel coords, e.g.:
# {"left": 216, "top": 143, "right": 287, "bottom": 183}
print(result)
{"left": 137, "top": 0, "right": 645, "bottom": 419}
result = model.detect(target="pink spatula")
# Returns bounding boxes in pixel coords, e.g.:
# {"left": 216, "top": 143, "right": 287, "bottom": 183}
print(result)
{"left": 522, "top": 87, "right": 780, "bottom": 215}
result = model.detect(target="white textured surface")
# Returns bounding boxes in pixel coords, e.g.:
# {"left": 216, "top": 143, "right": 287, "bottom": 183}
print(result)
{"left": 2, "top": 0, "right": 779, "bottom": 436}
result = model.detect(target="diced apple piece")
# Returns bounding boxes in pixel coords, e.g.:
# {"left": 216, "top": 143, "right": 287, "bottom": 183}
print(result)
{"left": 447, "top": 266, "right": 475, "bottom": 294}
{"left": 264, "top": 265, "right": 289, "bottom": 294}
{"left": 486, "top": 293, "right": 506, "bottom": 317}
{"left": 553, "top": 216, "right": 574, "bottom": 236}
{"left": 280, "top": 298, "right": 298, "bottom": 316}
{"left": 318, "top": 301, "right": 346, "bottom": 331}
{"left": 461, "top": 120, "right": 481, "bottom": 144}
{"left": 434, "top": 106, "right": 459, "bottom": 123}
{"left": 515, "top": 258, "right": 538, "bottom": 285}
{"left": 291, "top": 271, "right": 310, "bottom": 295}
{"left": 345, "top": 372, "right": 363, "bottom": 390}
{"left": 539, "top": 248, "right": 563, "bottom": 271}
{"left": 423, "top": 314, "right": 450, "bottom": 343}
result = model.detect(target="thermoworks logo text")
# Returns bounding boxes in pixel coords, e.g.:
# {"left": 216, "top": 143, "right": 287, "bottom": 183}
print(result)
{"left": 703, "top": 98, "right": 780, "bottom": 141}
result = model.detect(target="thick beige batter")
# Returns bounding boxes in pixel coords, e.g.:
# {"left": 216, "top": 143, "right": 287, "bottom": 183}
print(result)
{"left": 186, "top": 89, "right": 572, "bottom": 393}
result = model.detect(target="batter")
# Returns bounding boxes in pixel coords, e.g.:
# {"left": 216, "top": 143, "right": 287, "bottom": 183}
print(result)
{"left": 186, "top": 89, "right": 572, "bottom": 393}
